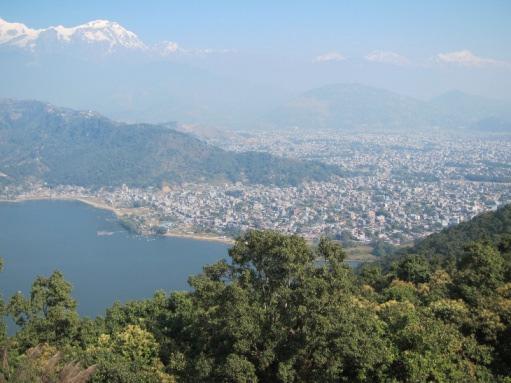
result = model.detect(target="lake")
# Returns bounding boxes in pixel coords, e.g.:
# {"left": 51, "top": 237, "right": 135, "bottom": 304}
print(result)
{"left": 0, "top": 200, "right": 229, "bottom": 318}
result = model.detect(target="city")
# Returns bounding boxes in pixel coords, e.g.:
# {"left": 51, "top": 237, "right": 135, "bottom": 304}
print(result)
{"left": 3, "top": 131, "right": 510, "bottom": 245}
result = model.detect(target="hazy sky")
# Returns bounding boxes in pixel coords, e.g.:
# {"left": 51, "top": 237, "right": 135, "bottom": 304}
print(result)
{"left": 1, "top": 0, "right": 510, "bottom": 101}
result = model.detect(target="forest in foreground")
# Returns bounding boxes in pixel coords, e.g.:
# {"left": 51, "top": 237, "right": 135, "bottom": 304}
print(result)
{"left": 0, "top": 204, "right": 510, "bottom": 383}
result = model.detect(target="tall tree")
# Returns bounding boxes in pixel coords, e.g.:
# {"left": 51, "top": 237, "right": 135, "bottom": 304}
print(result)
{"left": 163, "top": 231, "right": 394, "bottom": 382}
{"left": 8, "top": 271, "right": 79, "bottom": 348}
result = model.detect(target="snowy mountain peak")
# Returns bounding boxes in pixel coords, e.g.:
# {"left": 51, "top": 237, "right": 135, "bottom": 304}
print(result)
{"left": 0, "top": 18, "right": 39, "bottom": 47}
{"left": 0, "top": 17, "right": 146, "bottom": 52}
{"left": 82, "top": 19, "right": 116, "bottom": 28}
{"left": 50, "top": 19, "right": 146, "bottom": 50}
{"left": 0, "top": 17, "right": 227, "bottom": 57}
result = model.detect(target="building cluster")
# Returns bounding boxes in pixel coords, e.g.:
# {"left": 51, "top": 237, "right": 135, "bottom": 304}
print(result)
{"left": 2, "top": 131, "right": 510, "bottom": 244}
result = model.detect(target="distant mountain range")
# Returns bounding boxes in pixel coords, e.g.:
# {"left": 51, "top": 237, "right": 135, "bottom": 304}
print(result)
{"left": 263, "top": 83, "right": 511, "bottom": 131}
{"left": 0, "top": 99, "right": 345, "bottom": 188}
{"left": 1, "top": 18, "right": 510, "bottom": 131}
{"left": 470, "top": 117, "right": 511, "bottom": 133}
{"left": 0, "top": 17, "right": 262, "bottom": 126}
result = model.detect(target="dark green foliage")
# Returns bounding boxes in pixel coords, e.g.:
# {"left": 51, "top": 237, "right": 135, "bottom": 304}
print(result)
{"left": 167, "top": 231, "right": 393, "bottom": 382}
{"left": 395, "top": 254, "right": 432, "bottom": 284}
{"left": 0, "top": 99, "right": 344, "bottom": 187}
{"left": 411, "top": 204, "right": 511, "bottom": 260}
{"left": 7, "top": 271, "right": 80, "bottom": 349}
{"left": 0, "top": 206, "right": 510, "bottom": 382}
{"left": 371, "top": 239, "right": 398, "bottom": 257}
{"left": 455, "top": 242, "right": 505, "bottom": 304}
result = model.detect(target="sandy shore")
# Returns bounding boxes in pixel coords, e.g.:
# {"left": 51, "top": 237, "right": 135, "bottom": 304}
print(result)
{"left": 163, "top": 231, "right": 234, "bottom": 245}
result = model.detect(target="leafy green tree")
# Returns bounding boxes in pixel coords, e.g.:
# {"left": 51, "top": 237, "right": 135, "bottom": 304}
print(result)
{"left": 84, "top": 324, "right": 174, "bottom": 383}
{"left": 455, "top": 242, "right": 505, "bottom": 305}
{"left": 357, "top": 263, "right": 388, "bottom": 292}
{"left": 371, "top": 239, "right": 397, "bottom": 257}
{"left": 8, "top": 271, "right": 79, "bottom": 348}
{"left": 382, "top": 279, "right": 419, "bottom": 304}
{"left": 395, "top": 254, "right": 432, "bottom": 284}
{"left": 379, "top": 301, "right": 493, "bottom": 382}
{"left": 162, "top": 231, "right": 394, "bottom": 382}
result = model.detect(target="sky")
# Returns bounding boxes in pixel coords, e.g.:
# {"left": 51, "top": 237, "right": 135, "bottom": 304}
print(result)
{"left": 1, "top": 0, "right": 510, "bottom": 102}
{"left": 1, "top": 1, "right": 510, "bottom": 56}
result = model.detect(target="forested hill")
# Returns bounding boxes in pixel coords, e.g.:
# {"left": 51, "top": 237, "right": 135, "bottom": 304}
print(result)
{"left": 0, "top": 99, "right": 344, "bottom": 187}
{"left": 410, "top": 204, "right": 511, "bottom": 260}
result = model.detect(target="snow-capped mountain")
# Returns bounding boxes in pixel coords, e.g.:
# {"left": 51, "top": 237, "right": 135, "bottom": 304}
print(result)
{"left": 0, "top": 18, "right": 147, "bottom": 53}
{"left": 0, "top": 18, "right": 38, "bottom": 47}
{"left": 0, "top": 17, "right": 248, "bottom": 127}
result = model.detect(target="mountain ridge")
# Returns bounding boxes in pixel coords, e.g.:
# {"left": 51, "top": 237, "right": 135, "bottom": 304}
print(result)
{"left": 0, "top": 17, "right": 157, "bottom": 54}
{"left": 262, "top": 83, "right": 511, "bottom": 131}
{"left": 0, "top": 98, "right": 345, "bottom": 187}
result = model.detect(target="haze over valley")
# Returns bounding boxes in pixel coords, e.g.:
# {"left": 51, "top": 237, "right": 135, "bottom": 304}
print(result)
{"left": 1, "top": 15, "right": 511, "bottom": 129}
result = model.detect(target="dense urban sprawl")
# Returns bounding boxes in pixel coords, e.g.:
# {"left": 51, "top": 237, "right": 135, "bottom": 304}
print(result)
{"left": 2, "top": 131, "right": 510, "bottom": 244}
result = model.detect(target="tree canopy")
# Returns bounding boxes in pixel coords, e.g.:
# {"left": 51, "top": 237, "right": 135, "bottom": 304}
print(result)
{"left": 0, "top": 207, "right": 510, "bottom": 382}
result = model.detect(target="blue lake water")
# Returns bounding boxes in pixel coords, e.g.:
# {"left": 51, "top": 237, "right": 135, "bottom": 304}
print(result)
{"left": 0, "top": 200, "right": 229, "bottom": 318}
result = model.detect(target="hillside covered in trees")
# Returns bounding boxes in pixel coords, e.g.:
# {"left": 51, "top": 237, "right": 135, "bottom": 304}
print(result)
{"left": 0, "top": 206, "right": 510, "bottom": 382}
{"left": 0, "top": 99, "right": 344, "bottom": 188}
{"left": 410, "top": 203, "right": 511, "bottom": 260}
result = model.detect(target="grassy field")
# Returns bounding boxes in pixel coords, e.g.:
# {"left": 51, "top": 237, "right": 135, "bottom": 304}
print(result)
{"left": 343, "top": 244, "right": 377, "bottom": 261}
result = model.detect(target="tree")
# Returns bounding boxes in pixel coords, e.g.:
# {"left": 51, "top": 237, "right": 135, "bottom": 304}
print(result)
{"left": 455, "top": 242, "right": 505, "bottom": 304}
{"left": 84, "top": 325, "right": 174, "bottom": 383}
{"left": 395, "top": 254, "right": 432, "bottom": 284}
{"left": 379, "top": 301, "right": 493, "bottom": 382}
{"left": 163, "top": 230, "right": 394, "bottom": 382}
{"left": 8, "top": 271, "right": 79, "bottom": 348}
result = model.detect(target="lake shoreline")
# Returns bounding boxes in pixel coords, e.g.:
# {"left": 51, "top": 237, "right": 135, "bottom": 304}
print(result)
{"left": 0, "top": 199, "right": 229, "bottom": 318}
{"left": 0, "top": 196, "right": 235, "bottom": 245}
{"left": 0, "top": 197, "right": 374, "bottom": 258}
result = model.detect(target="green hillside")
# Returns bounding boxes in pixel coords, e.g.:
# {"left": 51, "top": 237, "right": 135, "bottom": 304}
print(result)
{"left": 0, "top": 99, "right": 344, "bottom": 187}
{"left": 411, "top": 204, "right": 511, "bottom": 260}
